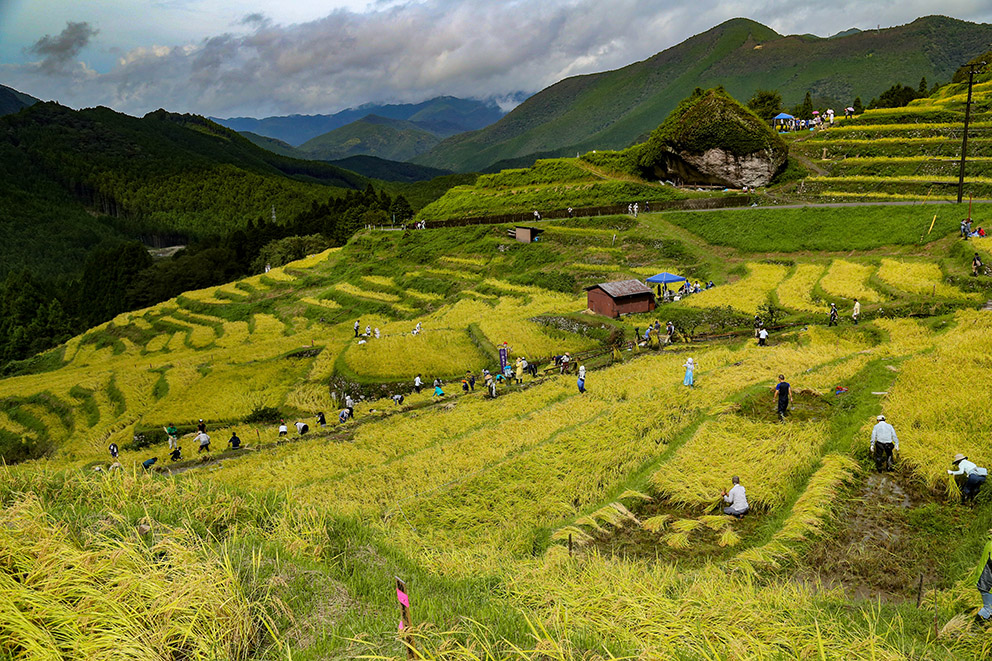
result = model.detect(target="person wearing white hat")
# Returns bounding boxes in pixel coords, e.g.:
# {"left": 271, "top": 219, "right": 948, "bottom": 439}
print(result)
{"left": 870, "top": 415, "right": 899, "bottom": 472}
{"left": 683, "top": 358, "right": 695, "bottom": 387}
{"left": 949, "top": 454, "right": 988, "bottom": 504}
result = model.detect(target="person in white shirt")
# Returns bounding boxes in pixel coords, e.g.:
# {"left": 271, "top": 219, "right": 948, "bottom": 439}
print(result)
{"left": 414, "top": 375, "right": 423, "bottom": 393}
{"left": 295, "top": 420, "right": 309, "bottom": 435}
{"left": 578, "top": 365, "right": 586, "bottom": 380}
{"left": 870, "top": 415, "right": 899, "bottom": 472}
{"left": 721, "top": 476, "right": 749, "bottom": 518}
{"left": 344, "top": 395, "right": 354, "bottom": 418}
{"left": 354, "top": 320, "right": 360, "bottom": 337}
{"left": 278, "top": 420, "right": 288, "bottom": 436}
{"left": 948, "top": 454, "right": 988, "bottom": 504}
{"left": 757, "top": 328, "right": 769, "bottom": 346}
{"left": 852, "top": 299, "right": 861, "bottom": 325}
{"left": 195, "top": 431, "right": 210, "bottom": 454}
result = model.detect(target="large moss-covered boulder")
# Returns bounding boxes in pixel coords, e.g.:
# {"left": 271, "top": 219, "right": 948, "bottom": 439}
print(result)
{"left": 636, "top": 88, "right": 787, "bottom": 187}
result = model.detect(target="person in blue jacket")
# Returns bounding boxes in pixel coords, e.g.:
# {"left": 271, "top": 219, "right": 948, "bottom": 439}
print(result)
{"left": 974, "top": 533, "right": 992, "bottom": 625}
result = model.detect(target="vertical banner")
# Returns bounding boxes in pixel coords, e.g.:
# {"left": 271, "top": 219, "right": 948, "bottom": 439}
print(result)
{"left": 498, "top": 346, "right": 508, "bottom": 371}
{"left": 395, "top": 577, "right": 415, "bottom": 658}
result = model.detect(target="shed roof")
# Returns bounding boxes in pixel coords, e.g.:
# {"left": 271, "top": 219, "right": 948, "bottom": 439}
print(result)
{"left": 585, "top": 279, "right": 652, "bottom": 298}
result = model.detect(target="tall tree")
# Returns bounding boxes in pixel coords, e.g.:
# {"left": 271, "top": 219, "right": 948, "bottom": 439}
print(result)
{"left": 746, "top": 90, "right": 783, "bottom": 121}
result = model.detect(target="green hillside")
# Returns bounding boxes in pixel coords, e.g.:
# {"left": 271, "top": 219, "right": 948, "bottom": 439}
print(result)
{"left": 0, "top": 103, "right": 368, "bottom": 242}
{"left": 0, "top": 102, "right": 473, "bottom": 278}
{"left": 418, "top": 89, "right": 784, "bottom": 222}
{"left": 416, "top": 16, "right": 992, "bottom": 172}
{"left": 240, "top": 130, "right": 303, "bottom": 158}
{"left": 297, "top": 115, "right": 441, "bottom": 161}
{"left": 4, "top": 198, "right": 992, "bottom": 657}
{"left": 0, "top": 83, "right": 39, "bottom": 116}
{"left": 325, "top": 155, "right": 453, "bottom": 182}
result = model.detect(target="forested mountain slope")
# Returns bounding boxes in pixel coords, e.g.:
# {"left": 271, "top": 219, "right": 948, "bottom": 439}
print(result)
{"left": 0, "top": 83, "right": 39, "bottom": 116}
{"left": 297, "top": 115, "right": 441, "bottom": 161}
{"left": 0, "top": 103, "right": 373, "bottom": 277}
{"left": 417, "top": 16, "right": 992, "bottom": 172}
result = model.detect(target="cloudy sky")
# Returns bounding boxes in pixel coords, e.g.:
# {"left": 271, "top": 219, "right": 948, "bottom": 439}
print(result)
{"left": 1, "top": 0, "right": 991, "bottom": 118}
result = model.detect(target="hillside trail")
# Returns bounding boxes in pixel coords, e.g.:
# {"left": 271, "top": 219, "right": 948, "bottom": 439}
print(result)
{"left": 156, "top": 342, "right": 697, "bottom": 479}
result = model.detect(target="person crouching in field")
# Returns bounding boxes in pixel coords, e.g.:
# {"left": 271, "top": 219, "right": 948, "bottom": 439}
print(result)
{"left": 279, "top": 420, "right": 288, "bottom": 436}
{"left": 949, "top": 454, "right": 989, "bottom": 505}
{"left": 870, "top": 415, "right": 898, "bottom": 472}
{"left": 295, "top": 420, "right": 309, "bottom": 435}
{"left": 722, "top": 476, "right": 749, "bottom": 519}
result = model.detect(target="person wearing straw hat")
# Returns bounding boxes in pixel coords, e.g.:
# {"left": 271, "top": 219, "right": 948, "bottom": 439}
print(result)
{"left": 870, "top": 415, "right": 899, "bottom": 472}
{"left": 974, "top": 532, "right": 992, "bottom": 625}
{"left": 948, "top": 454, "right": 989, "bottom": 504}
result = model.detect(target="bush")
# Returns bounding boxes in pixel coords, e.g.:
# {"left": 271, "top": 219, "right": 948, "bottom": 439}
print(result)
{"left": 639, "top": 88, "right": 787, "bottom": 161}
{"left": 243, "top": 405, "right": 282, "bottom": 424}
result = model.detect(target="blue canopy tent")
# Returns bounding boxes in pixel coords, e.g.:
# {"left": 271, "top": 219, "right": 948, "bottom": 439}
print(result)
{"left": 646, "top": 272, "right": 687, "bottom": 284}
{"left": 773, "top": 112, "right": 794, "bottom": 120}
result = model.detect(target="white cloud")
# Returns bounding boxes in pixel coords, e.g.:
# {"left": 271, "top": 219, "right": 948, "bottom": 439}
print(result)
{"left": 2, "top": 0, "right": 991, "bottom": 117}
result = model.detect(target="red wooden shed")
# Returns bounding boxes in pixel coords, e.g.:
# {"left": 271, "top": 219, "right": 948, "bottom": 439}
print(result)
{"left": 585, "top": 280, "right": 656, "bottom": 318}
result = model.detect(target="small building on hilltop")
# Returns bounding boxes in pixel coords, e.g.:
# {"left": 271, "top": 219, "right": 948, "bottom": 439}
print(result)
{"left": 585, "top": 280, "right": 655, "bottom": 318}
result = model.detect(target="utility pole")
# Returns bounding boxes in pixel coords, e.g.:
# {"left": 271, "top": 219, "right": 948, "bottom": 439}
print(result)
{"left": 957, "top": 62, "right": 987, "bottom": 204}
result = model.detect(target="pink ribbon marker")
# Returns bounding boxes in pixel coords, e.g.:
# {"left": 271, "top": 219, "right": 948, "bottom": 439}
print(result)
{"left": 397, "top": 588, "right": 410, "bottom": 608}
{"left": 398, "top": 619, "right": 404, "bottom": 631}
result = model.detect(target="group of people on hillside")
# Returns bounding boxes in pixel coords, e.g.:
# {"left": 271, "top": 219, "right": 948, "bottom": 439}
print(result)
{"left": 135, "top": 419, "right": 245, "bottom": 469}
{"left": 658, "top": 281, "right": 714, "bottom": 303}
{"left": 777, "top": 109, "right": 835, "bottom": 133}
{"left": 826, "top": 299, "right": 860, "bottom": 326}
{"left": 636, "top": 320, "right": 677, "bottom": 349}
{"left": 353, "top": 319, "right": 381, "bottom": 344}
{"left": 960, "top": 218, "right": 986, "bottom": 240}
{"left": 866, "top": 413, "right": 992, "bottom": 623}
{"left": 626, "top": 202, "right": 651, "bottom": 217}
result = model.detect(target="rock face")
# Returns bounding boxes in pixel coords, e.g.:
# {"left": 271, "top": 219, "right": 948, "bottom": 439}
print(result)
{"left": 637, "top": 88, "right": 788, "bottom": 188}
{"left": 673, "top": 146, "right": 786, "bottom": 188}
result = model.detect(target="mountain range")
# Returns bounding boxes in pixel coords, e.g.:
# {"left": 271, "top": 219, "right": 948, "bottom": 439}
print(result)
{"left": 212, "top": 96, "right": 505, "bottom": 146}
{"left": 414, "top": 15, "right": 992, "bottom": 172}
